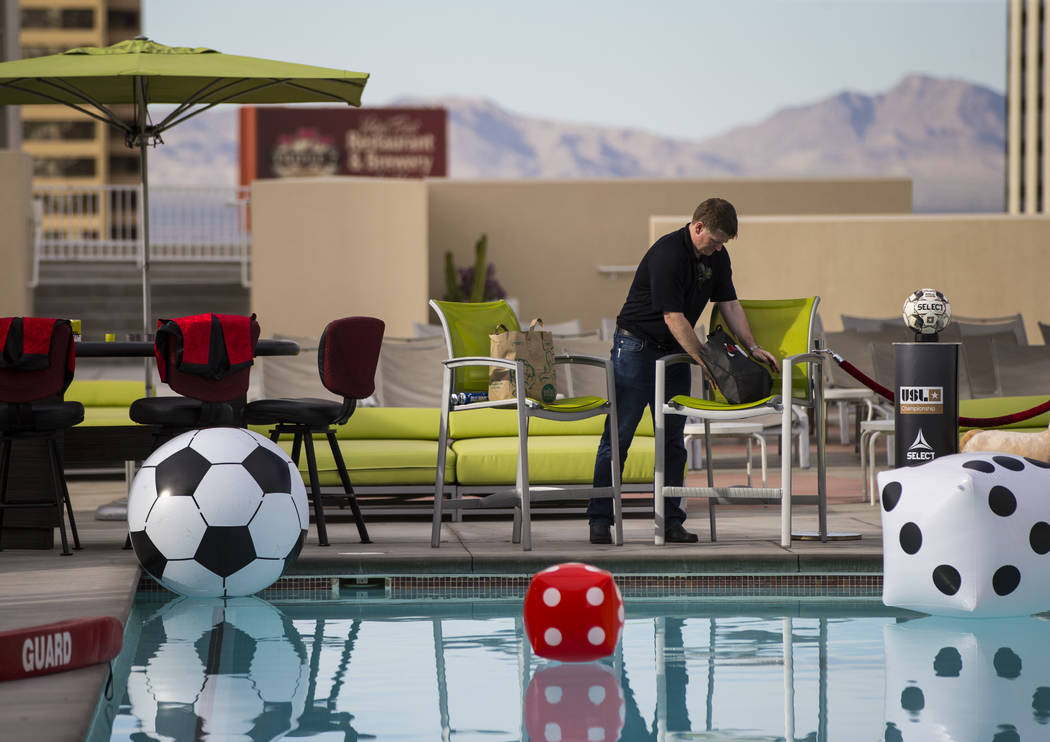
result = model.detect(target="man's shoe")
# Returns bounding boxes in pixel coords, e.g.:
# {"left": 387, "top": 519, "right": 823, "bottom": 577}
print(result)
{"left": 664, "top": 523, "right": 699, "bottom": 543}
{"left": 589, "top": 522, "right": 613, "bottom": 544}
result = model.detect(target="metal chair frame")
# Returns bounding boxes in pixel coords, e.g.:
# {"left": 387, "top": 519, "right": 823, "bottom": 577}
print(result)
{"left": 429, "top": 300, "right": 622, "bottom": 551}
{"left": 653, "top": 298, "right": 827, "bottom": 546}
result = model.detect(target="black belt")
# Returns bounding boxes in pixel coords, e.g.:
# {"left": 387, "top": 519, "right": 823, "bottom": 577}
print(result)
{"left": 616, "top": 326, "right": 677, "bottom": 352}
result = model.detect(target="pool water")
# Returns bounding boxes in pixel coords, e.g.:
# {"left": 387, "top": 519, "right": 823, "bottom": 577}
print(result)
{"left": 89, "top": 591, "right": 1050, "bottom": 741}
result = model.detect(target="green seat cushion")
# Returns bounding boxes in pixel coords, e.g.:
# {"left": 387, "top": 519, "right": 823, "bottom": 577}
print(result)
{"left": 959, "top": 395, "right": 1050, "bottom": 431}
{"left": 78, "top": 405, "right": 135, "bottom": 427}
{"left": 534, "top": 395, "right": 607, "bottom": 413}
{"left": 449, "top": 407, "right": 654, "bottom": 438}
{"left": 670, "top": 394, "right": 778, "bottom": 412}
{"left": 251, "top": 407, "right": 441, "bottom": 441}
{"left": 279, "top": 438, "right": 455, "bottom": 486}
{"left": 65, "top": 380, "right": 142, "bottom": 407}
{"left": 452, "top": 435, "right": 654, "bottom": 485}
{"left": 335, "top": 407, "right": 441, "bottom": 440}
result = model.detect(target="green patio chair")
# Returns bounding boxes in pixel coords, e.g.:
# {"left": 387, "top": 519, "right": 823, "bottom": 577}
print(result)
{"left": 429, "top": 299, "right": 622, "bottom": 550}
{"left": 653, "top": 297, "right": 827, "bottom": 546}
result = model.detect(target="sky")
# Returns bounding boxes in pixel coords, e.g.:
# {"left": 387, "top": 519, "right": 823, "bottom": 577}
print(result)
{"left": 143, "top": 0, "right": 1008, "bottom": 142}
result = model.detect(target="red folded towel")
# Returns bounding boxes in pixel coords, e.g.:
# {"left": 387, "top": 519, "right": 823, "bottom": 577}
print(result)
{"left": 155, "top": 313, "right": 256, "bottom": 381}
{"left": 0, "top": 317, "right": 75, "bottom": 386}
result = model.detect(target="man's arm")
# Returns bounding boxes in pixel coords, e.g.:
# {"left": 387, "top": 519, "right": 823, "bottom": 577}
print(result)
{"left": 715, "top": 300, "right": 781, "bottom": 372}
{"left": 662, "top": 311, "right": 714, "bottom": 383}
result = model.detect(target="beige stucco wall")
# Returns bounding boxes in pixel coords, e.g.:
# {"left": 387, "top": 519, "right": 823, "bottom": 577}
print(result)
{"left": 250, "top": 177, "right": 428, "bottom": 338}
{"left": 650, "top": 214, "right": 1050, "bottom": 342}
{"left": 249, "top": 176, "right": 911, "bottom": 339}
{"left": 427, "top": 178, "right": 912, "bottom": 330}
{"left": 0, "top": 150, "right": 33, "bottom": 317}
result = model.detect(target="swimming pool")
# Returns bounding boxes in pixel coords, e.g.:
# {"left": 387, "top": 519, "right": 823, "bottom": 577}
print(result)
{"left": 88, "top": 587, "right": 1050, "bottom": 741}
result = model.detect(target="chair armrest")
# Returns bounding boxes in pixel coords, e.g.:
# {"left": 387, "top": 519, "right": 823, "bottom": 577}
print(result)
{"left": 657, "top": 352, "right": 694, "bottom": 367}
{"left": 553, "top": 353, "right": 617, "bottom": 402}
{"left": 782, "top": 351, "right": 826, "bottom": 367}
{"left": 553, "top": 353, "right": 607, "bottom": 369}
{"left": 781, "top": 351, "right": 826, "bottom": 403}
{"left": 442, "top": 355, "right": 518, "bottom": 371}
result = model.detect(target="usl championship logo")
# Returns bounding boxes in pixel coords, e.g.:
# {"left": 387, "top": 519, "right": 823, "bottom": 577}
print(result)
{"left": 899, "top": 386, "right": 943, "bottom": 415}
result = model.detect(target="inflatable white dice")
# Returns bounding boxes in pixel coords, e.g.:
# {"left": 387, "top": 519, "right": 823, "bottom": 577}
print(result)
{"left": 878, "top": 453, "right": 1050, "bottom": 617}
{"left": 884, "top": 616, "right": 1050, "bottom": 741}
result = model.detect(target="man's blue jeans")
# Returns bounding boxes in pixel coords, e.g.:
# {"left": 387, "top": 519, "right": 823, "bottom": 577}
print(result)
{"left": 588, "top": 331, "right": 691, "bottom": 527}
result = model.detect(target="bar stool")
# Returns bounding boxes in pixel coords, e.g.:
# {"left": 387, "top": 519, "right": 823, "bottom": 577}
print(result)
{"left": 0, "top": 318, "right": 83, "bottom": 555}
{"left": 243, "top": 316, "right": 384, "bottom": 547}
{"left": 125, "top": 313, "right": 259, "bottom": 550}
{"left": 130, "top": 313, "right": 260, "bottom": 442}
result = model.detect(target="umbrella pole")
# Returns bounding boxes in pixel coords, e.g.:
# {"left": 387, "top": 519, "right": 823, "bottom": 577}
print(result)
{"left": 136, "top": 78, "right": 154, "bottom": 397}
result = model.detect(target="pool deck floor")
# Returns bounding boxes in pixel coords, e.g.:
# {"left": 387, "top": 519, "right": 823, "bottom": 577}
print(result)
{"left": 0, "top": 438, "right": 889, "bottom": 741}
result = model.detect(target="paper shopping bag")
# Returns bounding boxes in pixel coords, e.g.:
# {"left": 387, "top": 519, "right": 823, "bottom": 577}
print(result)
{"left": 489, "top": 319, "right": 558, "bottom": 403}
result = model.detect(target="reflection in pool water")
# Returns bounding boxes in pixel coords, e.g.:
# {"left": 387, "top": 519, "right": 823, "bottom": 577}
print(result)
{"left": 884, "top": 615, "right": 1050, "bottom": 741}
{"left": 90, "top": 593, "right": 1050, "bottom": 741}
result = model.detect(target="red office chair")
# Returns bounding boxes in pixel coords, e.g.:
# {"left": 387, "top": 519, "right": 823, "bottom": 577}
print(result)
{"left": 243, "top": 316, "right": 384, "bottom": 547}
{"left": 130, "top": 313, "right": 260, "bottom": 436}
{"left": 0, "top": 317, "right": 83, "bottom": 555}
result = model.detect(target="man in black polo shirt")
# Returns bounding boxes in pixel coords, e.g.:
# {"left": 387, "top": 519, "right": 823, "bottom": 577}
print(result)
{"left": 588, "top": 197, "right": 779, "bottom": 544}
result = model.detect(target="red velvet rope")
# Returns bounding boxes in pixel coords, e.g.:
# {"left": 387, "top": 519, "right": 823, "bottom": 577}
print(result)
{"left": 830, "top": 354, "right": 1050, "bottom": 427}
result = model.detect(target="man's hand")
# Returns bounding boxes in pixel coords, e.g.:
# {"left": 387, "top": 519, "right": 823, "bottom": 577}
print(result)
{"left": 662, "top": 311, "right": 718, "bottom": 387}
{"left": 750, "top": 346, "right": 780, "bottom": 372}
{"left": 716, "top": 300, "right": 781, "bottom": 372}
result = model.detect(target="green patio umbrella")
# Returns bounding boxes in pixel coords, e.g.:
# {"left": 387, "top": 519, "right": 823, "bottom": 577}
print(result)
{"left": 0, "top": 37, "right": 369, "bottom": 393}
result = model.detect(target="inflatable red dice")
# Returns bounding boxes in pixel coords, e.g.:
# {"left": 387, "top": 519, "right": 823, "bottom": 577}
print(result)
{"left": 524, "top": 662, "right": 625, "bottom": 742}
{"left": 523, "top": 562, "right": 624, "bottom": 661}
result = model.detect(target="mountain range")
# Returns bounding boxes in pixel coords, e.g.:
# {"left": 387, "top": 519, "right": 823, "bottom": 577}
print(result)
{"left": 148, "top": 74, "right": 1006, "bottom": 213}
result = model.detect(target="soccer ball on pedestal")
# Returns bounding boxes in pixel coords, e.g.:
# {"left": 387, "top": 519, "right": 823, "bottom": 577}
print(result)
{"left": 902, "top": 288, "right": 951, "bottom": 336}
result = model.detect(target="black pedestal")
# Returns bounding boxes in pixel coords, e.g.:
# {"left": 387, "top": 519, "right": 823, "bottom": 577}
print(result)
{"left": 894, "top": 342, "right": 960, "bottom": 466}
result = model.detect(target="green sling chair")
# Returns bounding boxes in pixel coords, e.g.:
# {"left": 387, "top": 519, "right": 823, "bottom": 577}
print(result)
{"left": 653, "top": 297, "right": 828, "bottom": 546}
{"left": 429, "top": 299, "right": 622, "bottom": 550}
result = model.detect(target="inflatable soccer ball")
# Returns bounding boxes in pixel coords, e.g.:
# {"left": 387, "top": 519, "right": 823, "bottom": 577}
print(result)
{"left": 128, "top": 427, "right": 309, "bottom": 597}
{"left": 902, "top": 288, "right": 951, "bottom": 336}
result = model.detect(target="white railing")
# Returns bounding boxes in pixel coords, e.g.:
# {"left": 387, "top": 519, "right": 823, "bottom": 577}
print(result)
{"left": 32, "top": 184, "right": 252, "bottom": 287}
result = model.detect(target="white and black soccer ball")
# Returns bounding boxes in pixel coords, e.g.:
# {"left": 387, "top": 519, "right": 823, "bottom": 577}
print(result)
{"left": 124, "top": 595, "right": 310, "bottom": 741}
{"left": 128, "top": 427, "right": 309, "bottom": 598}
{"left": 902, "top": 288, "right": 951, "bottom": 335}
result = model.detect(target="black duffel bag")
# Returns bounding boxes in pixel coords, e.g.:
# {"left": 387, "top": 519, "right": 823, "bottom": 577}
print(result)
{"left": 697, "top": 326, "right": 773, "bottom": 404}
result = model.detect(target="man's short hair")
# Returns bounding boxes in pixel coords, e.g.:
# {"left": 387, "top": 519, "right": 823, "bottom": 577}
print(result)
{"left": 691, "top": 198, "right": 738, "bottom": 238}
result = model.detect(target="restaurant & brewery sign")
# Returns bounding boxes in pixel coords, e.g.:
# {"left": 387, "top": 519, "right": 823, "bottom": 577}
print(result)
{"left": 238, "top": 106, "right": 447, "bottom": 184}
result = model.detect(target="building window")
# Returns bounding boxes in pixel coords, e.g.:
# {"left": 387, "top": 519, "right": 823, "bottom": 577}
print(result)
{"left": 23, "top": 120, "right": 96, "bottom": 141}
{"left": 106, "top": 10, "right": 140, "bottom": 32}
{"left": 33, "top": 157, "right": 97, "bottom": 178}
{"left": 21, "top": 8, "right": 95, "bottom": 29}
{"left": 108, "top": 155, "right": 140, "bottom": 177}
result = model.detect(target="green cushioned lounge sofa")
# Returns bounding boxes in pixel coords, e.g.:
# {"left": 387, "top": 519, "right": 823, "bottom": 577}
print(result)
{"left": 65, "top": 380, "right": 1050, "bottom": 513}
{"left": 255, "top": 406, "right": 657, "bottom": 513}
{"left": 64, "top": 381, "right": 657, "bottom": 513}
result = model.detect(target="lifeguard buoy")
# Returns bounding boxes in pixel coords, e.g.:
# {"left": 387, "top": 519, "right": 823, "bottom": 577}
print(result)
{"left": 0, "top": 616, "right": 122, "bottom": 682}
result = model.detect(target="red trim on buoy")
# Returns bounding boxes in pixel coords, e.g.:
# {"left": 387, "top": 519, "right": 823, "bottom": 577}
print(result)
{"left": 0, "top": 616, "right": 122, "bottom": 682}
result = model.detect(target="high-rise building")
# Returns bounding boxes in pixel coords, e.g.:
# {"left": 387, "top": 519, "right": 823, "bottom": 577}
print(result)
{"left": 17, "top": 0, "right": 141, "bottom": 188}
{"left": 1007, "top": 0, "right": 1048, "bottom": 213}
